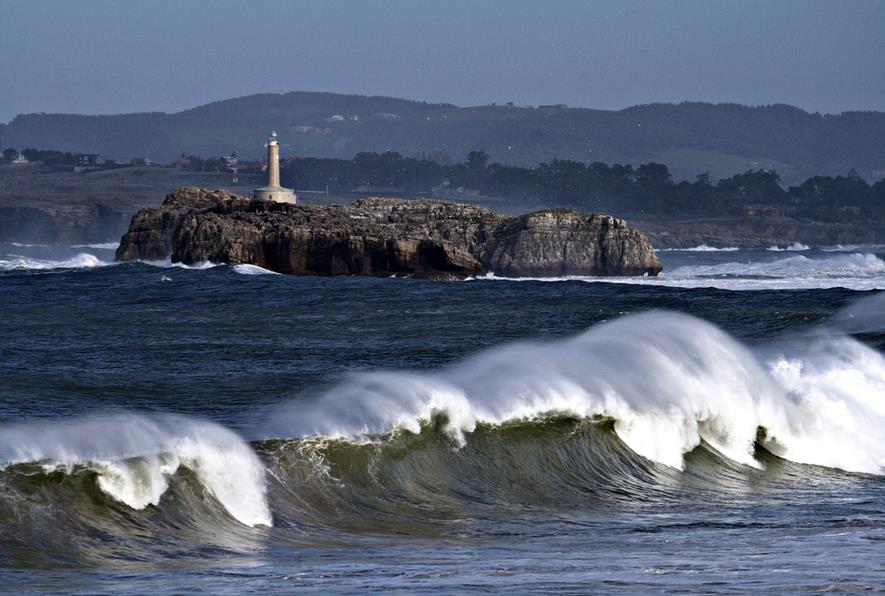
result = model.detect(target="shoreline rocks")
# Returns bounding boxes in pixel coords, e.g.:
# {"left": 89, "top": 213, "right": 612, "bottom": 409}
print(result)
{"left": 116, "top": 187, "right": 662, "bottom": 279}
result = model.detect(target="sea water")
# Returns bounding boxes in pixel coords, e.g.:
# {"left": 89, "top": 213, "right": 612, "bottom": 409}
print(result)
{"left": 1, "top": 241, "right": 884, "bottom": 592}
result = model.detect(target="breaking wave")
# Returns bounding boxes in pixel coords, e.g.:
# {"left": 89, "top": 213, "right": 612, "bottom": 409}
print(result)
{"left": 232, "top": 263, "right": 280, "bottom": 275}
{"left": 662, "top": 244, "right": 739, "bottom": 252}
{"left": 3, "top": 303, "right": 885, "bottom": 562}
{"left": 139, "top": 258, "right": 218, "bottom": 270}
{"left": 829, "top": 292, "right": 885, "bottom": 336}
{"left": 266, "top": 310, "right": 885, "bottom": 475}
{"left": 0, "top": 252, "right": 111, "bottom": 271}
{"left": 669, "top": 252, "right": 885, "bottom": 279}
{"left": 140, "top": 260, "right": 279, "bottom": 275}
{"left": 70, "top": 242, "right": 120, "bottom": 250}
{"left": 767, "top": 242, "right": 810, "bottom": 251}
{"left": 485, "top": 252, "right": 885, "bottom": 290}
{"left": 0, "top": 413, "right": 271, "bottom": 527}
{"left": 821, "top": 244, "right": 885, "bottom": 252}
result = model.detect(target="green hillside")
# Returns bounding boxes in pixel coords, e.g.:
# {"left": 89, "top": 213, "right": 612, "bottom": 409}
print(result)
{"left": 2, "top": 92, "right": 883, "bottom": 184}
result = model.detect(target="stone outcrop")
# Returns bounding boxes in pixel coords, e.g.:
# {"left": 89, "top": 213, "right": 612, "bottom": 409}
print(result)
{"left": 485, "top": 209, "right": 661, "bottom": 277}
{"left": 116, "top": 187, "right": 662, "bottom": 279}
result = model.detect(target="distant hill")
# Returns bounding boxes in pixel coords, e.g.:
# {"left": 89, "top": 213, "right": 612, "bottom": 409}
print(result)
{"left": 2, "top": 91, "right": 884, "bottom": 184}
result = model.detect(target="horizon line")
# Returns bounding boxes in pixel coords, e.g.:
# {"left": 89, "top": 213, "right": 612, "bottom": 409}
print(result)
{"left": 3, "top": 89, "right": 882, "bottom": 124}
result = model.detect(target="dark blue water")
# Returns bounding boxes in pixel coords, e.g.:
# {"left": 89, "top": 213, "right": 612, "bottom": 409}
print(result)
{"left": 1, "top": 243, "right": 885, "bottom": 592}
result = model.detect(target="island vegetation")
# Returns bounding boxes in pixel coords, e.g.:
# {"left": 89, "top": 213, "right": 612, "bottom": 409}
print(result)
{"left": 274, "top": 151, "right": 885, "bottom": 224}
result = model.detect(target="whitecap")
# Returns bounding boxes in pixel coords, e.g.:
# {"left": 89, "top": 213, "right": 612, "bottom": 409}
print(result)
{"left": 70, "top": 242, "right": 120, "bottom": 250}
{"left": 668, "top": 253, "right": 885, "bottom": 279}
{"left": 0, "top": 413, "right": 272, "bottom": 527}
{"left": 0, "top": 253, "right": 110, "bottom": 271}
{"left": 232, "top": 264, "right": 280, "bottom": 276}
{"left": 661, "top": 244, "right": 740, "bottom": 252}
{"left": 821, "top": 244, "right": 885, "bottom": 253}
{"left": 481, "top": 253, "right": 885, "bottom": 290}
{"left": 767, "top": 242, "right": 810, "bottom": 252}
{"left": 263, "top": 310, "right": 885, "bottom": 476}
{"left": 140, "top": 258, "right": 218, "bottom": 270}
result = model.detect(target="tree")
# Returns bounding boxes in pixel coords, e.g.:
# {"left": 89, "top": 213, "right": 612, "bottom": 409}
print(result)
{"left": 717, "top": 169, "right": 785, "bottom": 203}
{"left": 466, "top": 150, "right": 490, "bottom": 170}
{"left": 635, "top": 163, "right": 672, "bottom": 188}
{"left": 2, "top": 148, "right": 17, "bottom": 162}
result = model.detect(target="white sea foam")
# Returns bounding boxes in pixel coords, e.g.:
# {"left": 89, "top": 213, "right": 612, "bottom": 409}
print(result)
{"left": 141, "top": 260, "right": 277, "bottom": 275}
{"left": 764, "top": 336, "right": 885, "bottom": 472}
{"left": 481, "top": 252, "right": 885, "bottom": 290}
{"left": 828, "top": 293, "right": 885, "bottom": 335}
{"left": 140, "top": 258, "right": 218, "bottom": 270}
{"left": 668, "top": 253, "right": 885, "bottom": 279}
{"left": 821, "top": 244, "right": 885, "bottom": 253}
{"left": 0, "top": 253, "right": 110, "bottom": 271}
{"left": 265, "top": 311, "right": 885, "bottom": 475}
{"left": 767, "top": 242, "right": 810, "bottom": 252}
{"left": 232, "top": 264, "right": 280, "bottom": 276}
{"left": 70, "top": 242, "right": 120, "bottom": 250}
{"left": 0, "top": 414, "right": 272, "bottom": 527}
{"left": 661, "top": 245, "right": 740, "bottom": 252}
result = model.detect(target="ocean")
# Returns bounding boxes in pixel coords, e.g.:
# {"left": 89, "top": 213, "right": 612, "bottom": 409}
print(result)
{"left": 1, "top": 241, "right": 884, "bottom": 592}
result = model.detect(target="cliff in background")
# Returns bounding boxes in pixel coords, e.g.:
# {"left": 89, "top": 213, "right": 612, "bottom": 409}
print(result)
{"left": 0, "top": 165, "right": 242, "bottom": 244}
{"left": 116, "top": 187, "right": 662, "bottom": 279}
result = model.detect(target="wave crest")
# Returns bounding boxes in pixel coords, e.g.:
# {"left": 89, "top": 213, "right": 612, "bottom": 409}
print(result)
{"left": 670, "top": 253, "right": 885, "bottom": 279}
{"left": 767, "top": 242, "right": 810, "bottom": 252}
{"left": 265, "top": 311, "right": 885, "bottom": 475}
{"left": 232, "top": 264, "right": 280, "bottom": 275}
{"left": 661, "top": 244, "right": 740, "bottom": 252}
{"left": 0, "top": 253, "right": 109, "bottom": 271}
{"left": 0, "top": 414, "right": 272, "bottom": 527}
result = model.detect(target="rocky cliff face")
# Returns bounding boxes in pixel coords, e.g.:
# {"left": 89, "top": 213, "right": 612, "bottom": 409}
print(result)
{"left": 485, "top": 209, "right": 661, "bottom": 277}
{"left": 116, "top": 187, "right": 662, "bottom": 279}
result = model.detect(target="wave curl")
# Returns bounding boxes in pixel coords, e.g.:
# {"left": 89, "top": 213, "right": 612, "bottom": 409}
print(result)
{"left": 0, "top": 413, "right": 272, "bottom": 527}
{"left": 265, "top": 311, "right": 885, "bottom": 475}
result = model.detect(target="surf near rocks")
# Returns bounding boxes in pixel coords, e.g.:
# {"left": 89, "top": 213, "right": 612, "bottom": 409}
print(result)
{"left": 115, "top": 187, "right": 662, "bottom": 279}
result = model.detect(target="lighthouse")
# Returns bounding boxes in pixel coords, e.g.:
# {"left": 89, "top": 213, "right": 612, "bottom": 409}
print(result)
{"left": 253, "top": 130, "right": 296, "bottom": 203}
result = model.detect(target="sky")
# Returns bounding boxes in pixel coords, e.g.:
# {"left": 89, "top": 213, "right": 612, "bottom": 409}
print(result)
{"left": 1, "top": 0, "right": 883, "bottom": 122}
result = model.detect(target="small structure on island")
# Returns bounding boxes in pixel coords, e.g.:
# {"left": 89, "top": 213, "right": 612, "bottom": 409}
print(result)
{"left": 253, "top": 130, "right": 296, "bottom": 203}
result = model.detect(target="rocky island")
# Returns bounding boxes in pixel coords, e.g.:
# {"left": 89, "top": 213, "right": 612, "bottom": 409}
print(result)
{"left": 116, "top": 187, "right": 662, "bottom": 279}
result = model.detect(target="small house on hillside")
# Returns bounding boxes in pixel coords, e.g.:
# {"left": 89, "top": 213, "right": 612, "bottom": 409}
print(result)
{"left": 79, "top": 154, "right": 106, "bottom": 166}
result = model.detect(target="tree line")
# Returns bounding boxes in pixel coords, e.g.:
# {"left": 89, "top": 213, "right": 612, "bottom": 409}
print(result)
{"left": 279, "top": 151, "right": 885, "bottom": 221}
{"left": 5, "top": 146, "right": 883, "bottom": 221}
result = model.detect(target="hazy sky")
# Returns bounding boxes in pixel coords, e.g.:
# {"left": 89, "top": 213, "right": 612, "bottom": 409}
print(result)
{"left": 1, "top": 0, "right": 883, "bottom": 122}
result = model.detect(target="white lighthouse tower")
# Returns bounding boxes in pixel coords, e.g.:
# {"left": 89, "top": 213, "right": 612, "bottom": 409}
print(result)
{"left": 253, "top": 130, "right": 296, "bottom": 203}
